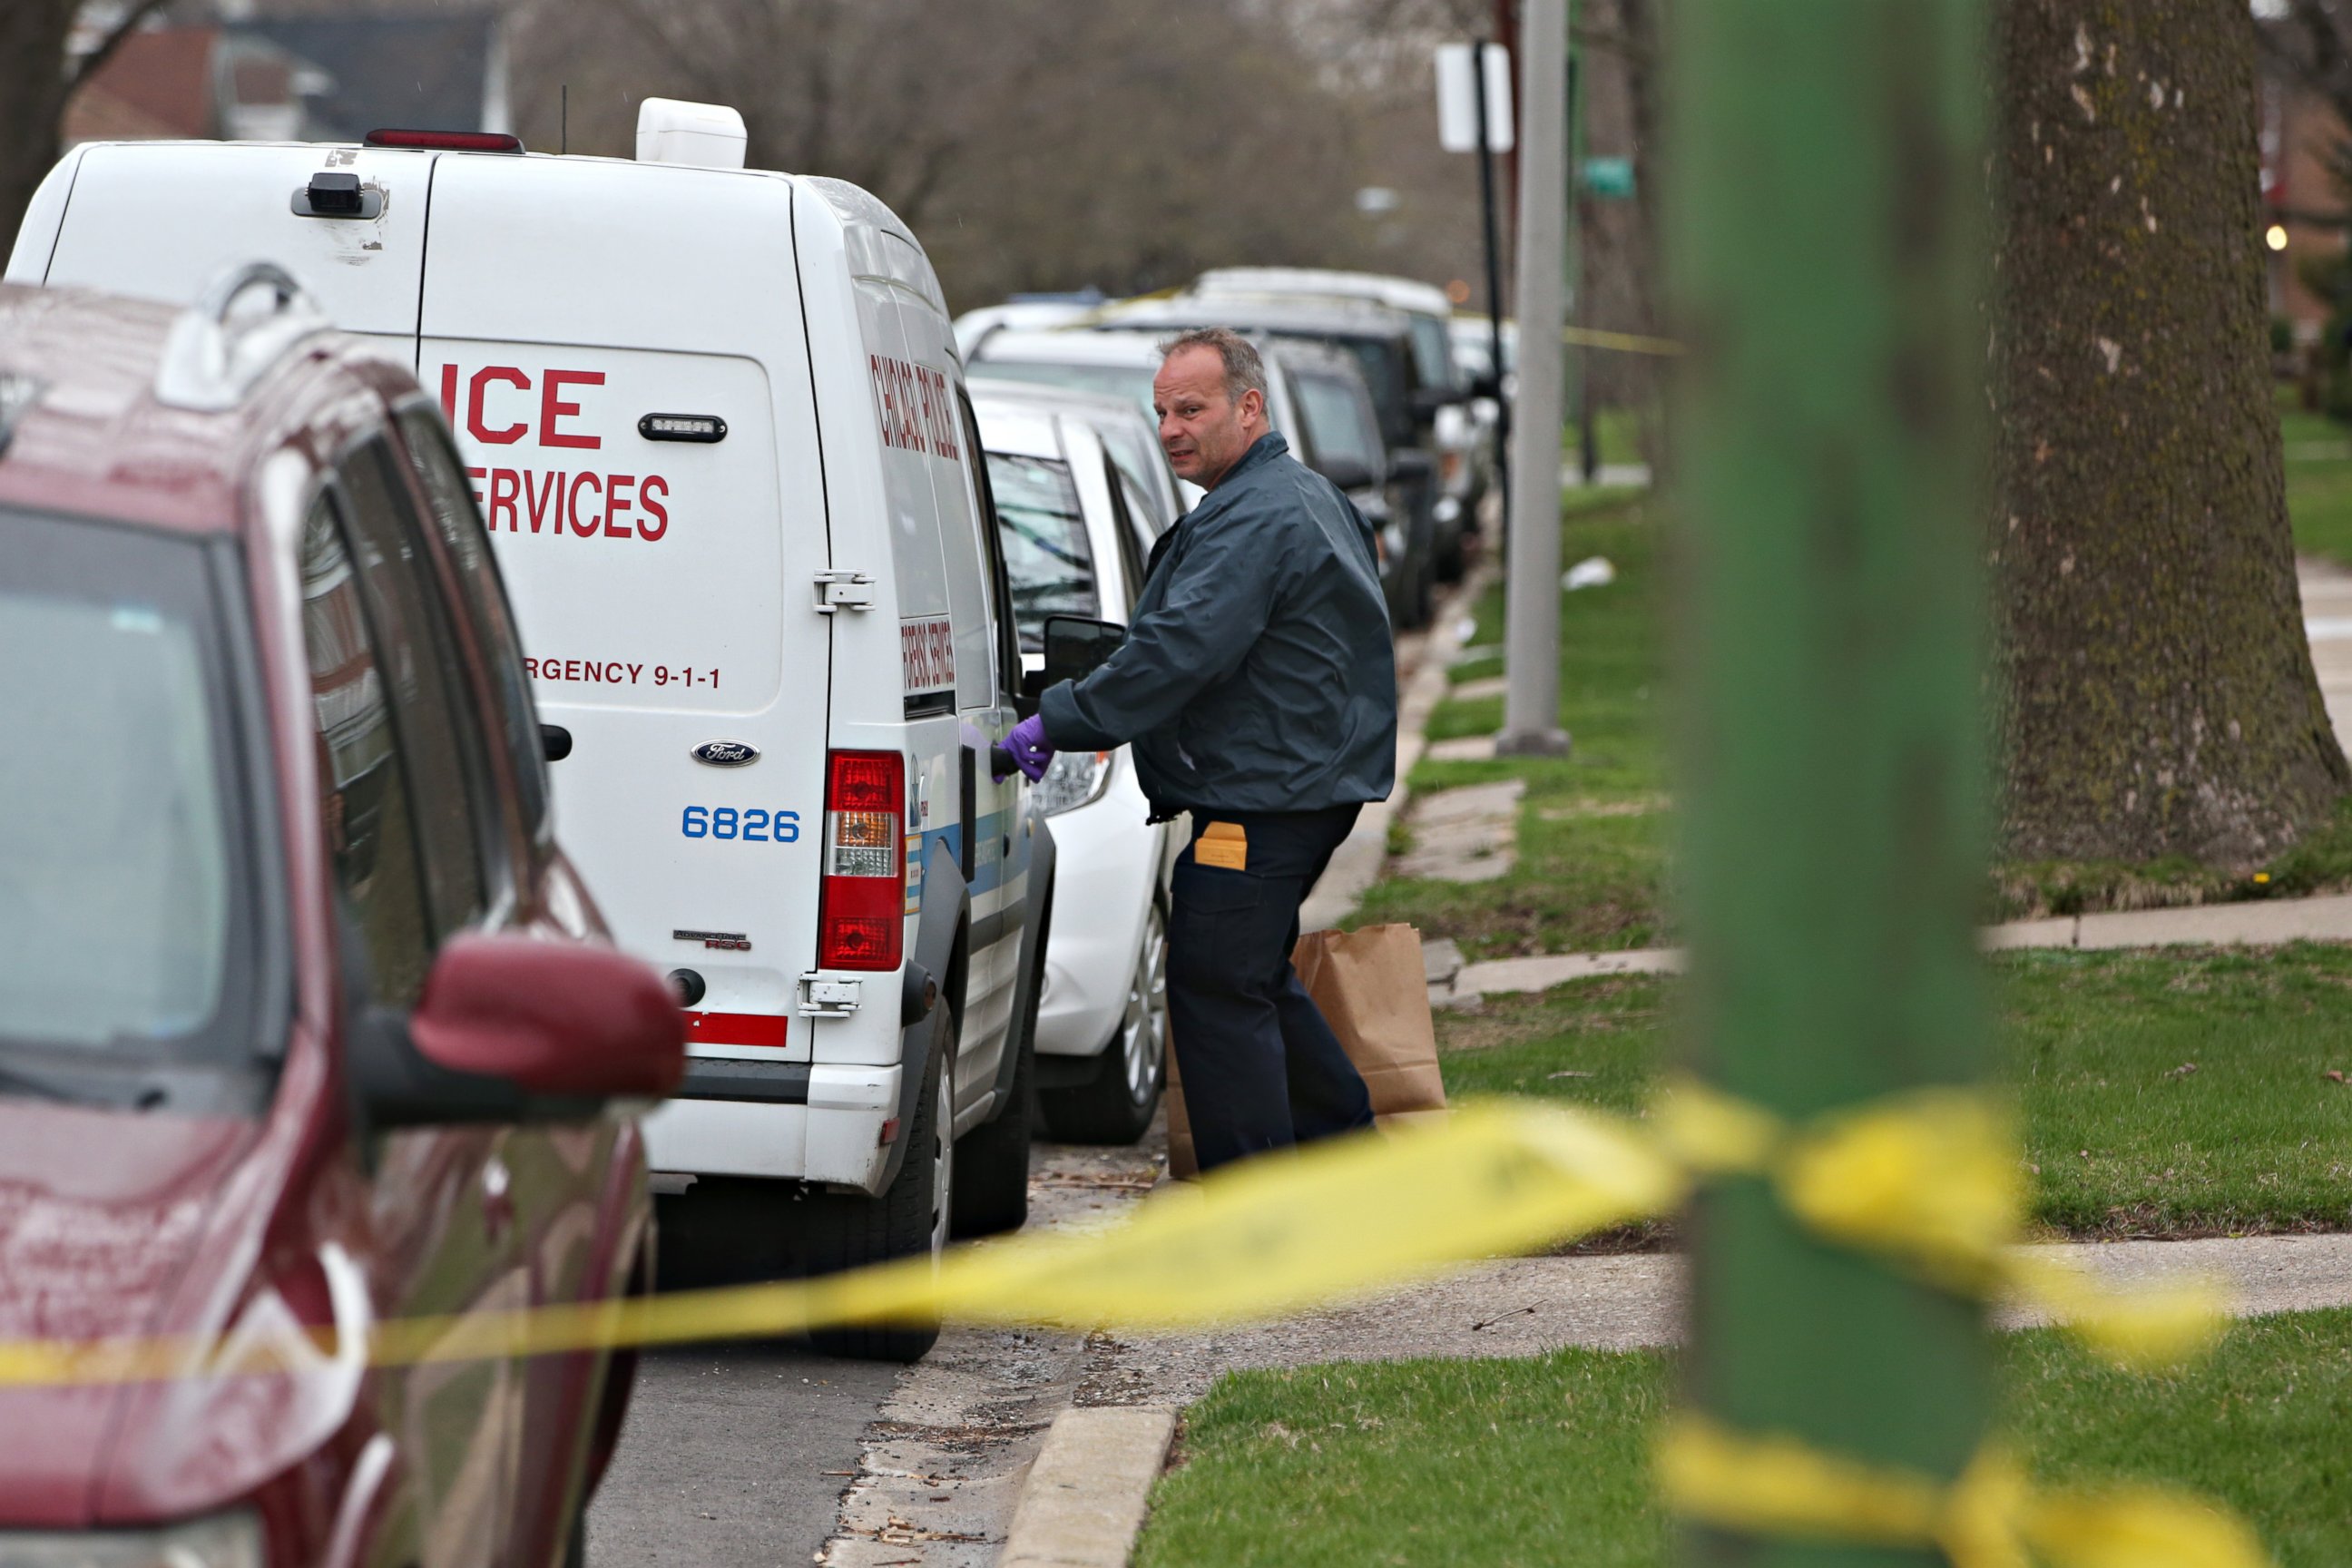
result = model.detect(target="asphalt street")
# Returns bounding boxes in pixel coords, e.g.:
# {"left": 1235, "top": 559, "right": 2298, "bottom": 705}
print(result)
{"left": 583, "top": 1133, "right": 1164, "bottom": 1567}
{"left": 588, "top": 1341, "right": 900, "bottom": 1568}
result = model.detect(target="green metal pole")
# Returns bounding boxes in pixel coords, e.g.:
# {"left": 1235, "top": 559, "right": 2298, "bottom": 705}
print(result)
{"left": 1567, "top": 27, "right": 1596, "bottom": 482}
{"left": 1668, "top": 4, "right": 1992, "bottom": 1565}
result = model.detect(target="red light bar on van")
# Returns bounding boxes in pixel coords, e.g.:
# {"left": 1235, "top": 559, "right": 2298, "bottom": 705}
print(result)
{"left": 818, "top": 750, "right": 906, "bottom": 971}
{"left": 364, "top": 129, "right": 524, "bottom": 154}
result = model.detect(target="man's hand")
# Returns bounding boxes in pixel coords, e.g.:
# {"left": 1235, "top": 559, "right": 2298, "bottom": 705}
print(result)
{"left": 1000, "top": 713, "right": 1055, "bottom": 782}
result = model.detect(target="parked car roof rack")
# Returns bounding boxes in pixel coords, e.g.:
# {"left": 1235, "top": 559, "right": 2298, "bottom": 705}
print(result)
{"left": 153, "top": 260, "right": 328, "bottom": 413}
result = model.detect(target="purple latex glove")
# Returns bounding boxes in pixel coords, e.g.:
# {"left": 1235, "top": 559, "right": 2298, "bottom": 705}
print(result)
{"left": 1000, "top": 713, "right": 1055, "bottom": 782}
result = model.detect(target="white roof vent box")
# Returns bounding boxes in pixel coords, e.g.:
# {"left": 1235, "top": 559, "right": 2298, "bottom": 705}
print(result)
{"left": 635, "top": 98, "right": 748, "bottom": 170}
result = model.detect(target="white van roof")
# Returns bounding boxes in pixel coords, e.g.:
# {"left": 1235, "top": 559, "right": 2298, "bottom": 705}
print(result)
{"left": 970, "top": 328, "right": 1165, "bottom": 368}
{"left": 7, "top": 139, "right": 950, "bottom": 328}
{"left": 952, "top": 300, "right": 1102, "bottom": 358}
{"left": 1193, "top": 266, "right": 1454, "bottom": 320}
{"left": 968, "top": 376, "right": 1143, "bottom": 427}
{"left": 969, "top": 396, "right": 1064, "bottom": 461}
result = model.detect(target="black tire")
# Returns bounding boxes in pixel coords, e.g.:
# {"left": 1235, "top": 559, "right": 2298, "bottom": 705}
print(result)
{"left": 1434, "top": 522, "right": 1467, "bottom": 583}
{"left": 952, "top": 903, "right": 1048, "bottom": 1238}
{"left": 1408, "top": 554, "right": 1436, "bottom": 629}
{"left": 1040, "top": 902, "right": 1166, "bottom": 1145}
{"left": 801, "top": 1015, "right": 955, "bottom": 1363}
{"left": 950, "top": 1025, "right": 1033, "bottom": 1239}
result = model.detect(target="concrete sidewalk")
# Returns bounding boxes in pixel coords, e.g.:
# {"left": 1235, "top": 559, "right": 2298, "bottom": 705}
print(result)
{"left": 1442, "top": 891, "right": 2352, "bottom": 1003}
{"left": 1299, "top": 561, "right": 1494, "bottom": 933}
{"left": 1080, "top": 1233, "right": 2352, "bottom": 1410}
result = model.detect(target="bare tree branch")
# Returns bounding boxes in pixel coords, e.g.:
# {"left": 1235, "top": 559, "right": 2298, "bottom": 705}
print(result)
{"left": 65, "top": 0, "right": 175, "bottom": 94}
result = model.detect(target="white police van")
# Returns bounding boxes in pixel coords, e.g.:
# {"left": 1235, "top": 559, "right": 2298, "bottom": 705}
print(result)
{"left": 10, "top": 101, "right": 1060, "bottom": 1357}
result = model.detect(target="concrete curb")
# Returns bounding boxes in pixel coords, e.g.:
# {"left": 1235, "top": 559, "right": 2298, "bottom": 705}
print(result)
{"left": 1449, "top": 891, "right": 2352, "bottom": 1002}
{"left": 999, "top": 1406, "right": 1179, "bottom": 1568}
{"left": 1299, "top": 560, "right": 1497, "bottom": 933}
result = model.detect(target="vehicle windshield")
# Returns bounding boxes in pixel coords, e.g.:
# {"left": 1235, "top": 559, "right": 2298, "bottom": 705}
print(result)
{"left": 1293, "top": 373, "right": 1382, "bottom": 482}
{"left": 1307, "top": 335, "right": 1412, "bottom": 444}
{"left": 1408, "top": 314, "right": 1457, "bottom": 392}
{"left": 975, "top": 359, "right": 1159, "bottom": 425}
{"left": 985, "top": 452, "right": 1100, "bottom": 652}
{"left": 0, "top": 512, "right": 262, "bottom": 1094}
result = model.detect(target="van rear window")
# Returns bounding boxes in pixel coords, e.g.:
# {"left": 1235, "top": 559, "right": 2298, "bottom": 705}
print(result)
{"left": 985, "top": 452, "right": 1098, "bottom": 653}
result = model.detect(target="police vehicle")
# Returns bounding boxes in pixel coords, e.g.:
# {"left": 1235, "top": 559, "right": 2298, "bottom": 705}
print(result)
{"left": 9, "top": 100, "right": 1063, "bottom": 1359}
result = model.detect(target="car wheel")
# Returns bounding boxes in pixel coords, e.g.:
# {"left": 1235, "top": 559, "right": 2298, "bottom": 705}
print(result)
{"left": 802, "top": 1012, "right": 954, "bottom": 1362}
{"left": 1039, "top": 903, "right": 1167, "bottom": 1145}
{"left": 1434, "top": 523, "right": 1467, "bottom": 583}
{"left": 1406, "top": 554, "right": 1436, "bottom": 629}
{"left": 949, "top": 997, "right": 1034, "bottom": 1239}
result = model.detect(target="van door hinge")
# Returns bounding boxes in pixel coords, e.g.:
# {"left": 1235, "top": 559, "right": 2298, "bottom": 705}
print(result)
{"left": 799, "top": 973, "right": 863, "bottom": 1016}
{"left": 812, "top": 571, "right": 875, "bottom": 613}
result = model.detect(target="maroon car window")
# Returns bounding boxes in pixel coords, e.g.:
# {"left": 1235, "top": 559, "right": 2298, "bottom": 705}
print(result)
{"left": 299, "top": 493, "right": 436, "bottom": 1006}
{"left": 1, "top": 510, "right": 262, "bottom": 1080}
{"left": 332, "top": 444, "right": 491, "bottom": 941}
{"left": 394, "top": 407, "right": 552, "bottom": 848}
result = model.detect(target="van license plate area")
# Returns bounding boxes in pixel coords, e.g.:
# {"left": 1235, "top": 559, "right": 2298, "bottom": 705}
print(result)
{"left": 799, "top": 975, "right": 863, "bottom": 1015}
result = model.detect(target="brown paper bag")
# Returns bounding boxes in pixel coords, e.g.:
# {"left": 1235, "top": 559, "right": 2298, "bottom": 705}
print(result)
{"left": 1159, "top": 923, "right": 1446, "bottom": 1181}
{"left": 1292, "top": 924, "right": 1449, "bottom": 1132}
{"left": 1163, "top": 1042, "right": 1200, "bottom": 1181}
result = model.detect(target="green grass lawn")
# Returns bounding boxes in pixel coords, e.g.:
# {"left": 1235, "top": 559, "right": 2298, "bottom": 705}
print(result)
{"left": 1351, "top": 490, "right": 1672, "bottom": 958}
{"left": 1359, "top": 397, "right": 2352, "bottom": 949}
{"left": 2284, "top": 393, "right": 2352, "bottom": 568}
{"left": 1433, "top": 946, "right": 2352, "bottom": 1239}
{"left": 1136, "top": 1310, "right": 2352, "bottom": 1568}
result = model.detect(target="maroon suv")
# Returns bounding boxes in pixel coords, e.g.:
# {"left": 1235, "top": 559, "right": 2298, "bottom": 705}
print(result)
{"left": 0, "top": 270, "right": 683, "bottom": 1568}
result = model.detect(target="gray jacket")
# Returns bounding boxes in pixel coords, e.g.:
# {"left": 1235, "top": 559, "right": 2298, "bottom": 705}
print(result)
{"left": 1038, "top": 432, "right": 1397, "bottom": 817}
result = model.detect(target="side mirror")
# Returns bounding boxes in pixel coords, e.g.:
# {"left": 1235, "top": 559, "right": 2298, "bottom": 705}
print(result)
{"left": 352, "top": 934, "right": 684, "bottom": 1128}
{"left": 1387, "top": 448, "right": 1436, "bottom": 483}
{"left": 1041, "top": 615, "right": 1125, "bottom": 689}
{"left": 1317, "top": 456, "right": 1377, "bottom": 493}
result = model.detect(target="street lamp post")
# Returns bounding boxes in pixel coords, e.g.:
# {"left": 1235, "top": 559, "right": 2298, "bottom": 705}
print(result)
{"left": 1498, "top": 0, "right": 1571, "bottom": 759}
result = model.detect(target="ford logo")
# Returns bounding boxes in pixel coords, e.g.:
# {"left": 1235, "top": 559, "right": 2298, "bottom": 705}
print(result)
{"left": 691, "top": 740, "right": 760, "bottom": 768}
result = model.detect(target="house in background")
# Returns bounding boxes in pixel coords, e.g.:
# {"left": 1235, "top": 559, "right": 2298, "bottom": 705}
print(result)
{"left": 63, "top": 5, "right": 508, "bottom": 152}
{"left": 233, "top": 13, "right": 511, "bottom": 142}
{"left": 2259, "top": 72, "right": 2347, "bottom": 347}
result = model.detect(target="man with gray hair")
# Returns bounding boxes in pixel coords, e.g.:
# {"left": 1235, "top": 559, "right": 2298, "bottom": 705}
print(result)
{"left": 998, "top": 327, "right": 1398, "bottom": 1171}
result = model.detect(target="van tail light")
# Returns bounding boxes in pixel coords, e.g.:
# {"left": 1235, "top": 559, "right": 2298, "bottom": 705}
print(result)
{"left": 818, "top": 750, "right": 906, "bottom": 971}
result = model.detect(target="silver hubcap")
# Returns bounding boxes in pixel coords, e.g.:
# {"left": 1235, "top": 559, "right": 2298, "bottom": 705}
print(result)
{"left": 928, "top": 1056, "right": 955, "bottom": 1258}
{"left": 1120, "top": 907, "right": 1169, "bottom": 1107}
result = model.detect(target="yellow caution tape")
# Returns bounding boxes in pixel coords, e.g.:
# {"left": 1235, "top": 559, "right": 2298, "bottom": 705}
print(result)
{"left": 0, "top": 1086, "right": 2275, "bottom": 1562}
{"left": 1563, "top": 323, "right": 1686, "bottom": 356}
{"left": 1659, "top": 1079, "right": 2229, "bottom": 1369}
{"left": 0, "top": 1089, "right": 2223, "bottom": 1386}
{"left": 0, "top": 1102, "right": 1679, "bottom": 1388}
{"left": 1659, "top": 1415, "right": 2269, "bottom": 1568}
{"left": 0, "top": 1086, "right": 2235, "bottom": 1389}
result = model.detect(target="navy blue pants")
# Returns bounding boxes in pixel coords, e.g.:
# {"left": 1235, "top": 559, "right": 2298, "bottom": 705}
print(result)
{"left": 1166, "top": 804, "right": 1377, "bottom": 1172}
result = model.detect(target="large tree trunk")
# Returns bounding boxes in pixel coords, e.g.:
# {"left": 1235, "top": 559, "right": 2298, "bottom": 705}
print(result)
{"left": 1992, "top": 0, "right": 2349, "bottom": 864}
{"left": 0, "top": 2, "right": 77, "bottom": 260}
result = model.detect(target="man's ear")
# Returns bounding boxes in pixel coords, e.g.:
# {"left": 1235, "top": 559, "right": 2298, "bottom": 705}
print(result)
{"left": 1240, "top": 387, "right": 1266, "bottom": 426}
